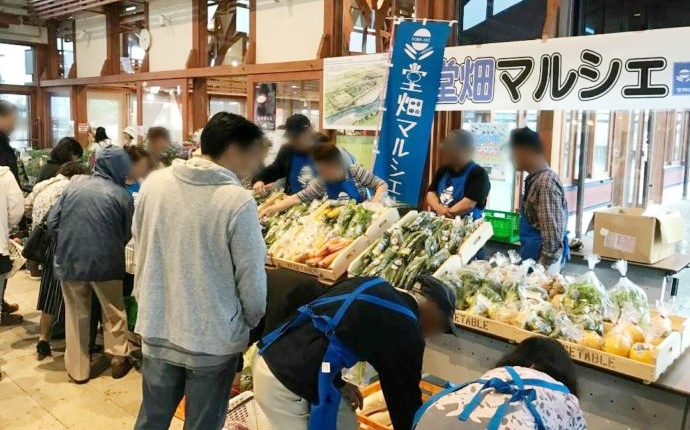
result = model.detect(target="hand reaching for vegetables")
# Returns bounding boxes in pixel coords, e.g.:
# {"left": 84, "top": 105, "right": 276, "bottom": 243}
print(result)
{"left": 253, "top": 181, "right": 267, "bottom": 195}
{"left": 340, "top": 382, "right": 364, "bottom": 411}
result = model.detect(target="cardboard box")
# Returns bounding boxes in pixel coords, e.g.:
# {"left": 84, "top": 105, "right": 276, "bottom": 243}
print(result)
{"left": 590, "top": 206, "right": 684, "bottom": 264}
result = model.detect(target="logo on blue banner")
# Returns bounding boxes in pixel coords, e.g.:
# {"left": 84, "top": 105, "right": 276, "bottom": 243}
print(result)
{"left": 373, "top": 22, "right": 451, "bottom": 206}
{"left": 673, "top": 62, "right": 690, "bottom": 96}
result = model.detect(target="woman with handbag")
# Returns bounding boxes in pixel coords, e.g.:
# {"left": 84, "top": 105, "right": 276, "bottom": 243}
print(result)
{"left": 24, "top": 161, "right": 88, "bottom": 360}
{"left": 0, "top": 160, "right": 24, "bottom": 331}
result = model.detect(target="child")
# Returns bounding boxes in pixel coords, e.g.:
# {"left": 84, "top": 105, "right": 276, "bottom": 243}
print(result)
{"left": 260, "top": 142, "right": 387, "bottom": 217}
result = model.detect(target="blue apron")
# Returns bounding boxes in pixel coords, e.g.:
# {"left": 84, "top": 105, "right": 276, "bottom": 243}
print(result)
{"left": 287, "top": 152, "right": 316, "bottom": 194}
{"left": 260, "top": 278, "right": 417, "bottom": 430}
{"left": 412, "top": 366, "right": 570, "bottom": 430}
{"left": 519, "top": 171, "right": 570, "bottom": 265}
{"left": 436, "top": 161, "right": 483, "bottom": 220}
{"left": 325, "top": 173, "right": 365, "bottom": 203}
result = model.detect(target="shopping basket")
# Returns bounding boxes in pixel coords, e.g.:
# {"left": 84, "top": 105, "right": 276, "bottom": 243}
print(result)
{"left": 483, "top": 209, "right": 520, "bottom": 243}
{"left": 7, "top": 239, "right": 26, "bottom": 278}
{"left": 224, "top": 391, "right": 273, "bottom": 430}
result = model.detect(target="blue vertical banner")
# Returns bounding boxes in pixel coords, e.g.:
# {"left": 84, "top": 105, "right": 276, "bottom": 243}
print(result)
{"left": 373, "top": 21, "right": 451, "bottom": 206}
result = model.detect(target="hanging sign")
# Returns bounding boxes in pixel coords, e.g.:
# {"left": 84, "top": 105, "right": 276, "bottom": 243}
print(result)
{"left": 470, "top": 122, "right": 509, "bottom": 182}
{"left": 438, "top": 27, "right": 690, "bottom": 111}
{"left": 373, "top": 21, "right": 451, "bottom": 206}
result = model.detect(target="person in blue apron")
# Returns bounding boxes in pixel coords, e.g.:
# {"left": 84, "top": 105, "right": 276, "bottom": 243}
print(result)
{"left": 252, "top": 275, "right": 458, "bottom": 430}
{"left": 427, "top": 130, "right": 491, "bottom": 221}
{"left": 509, "top": 128, "right": 570, "bottom": 275}
{"left": 252, "top": 114, "right": 317, "bottom": 195}
{"left": 259, "top": 142, "right": 386, "bottom": 217}
{"left": 413, "top": 337, "right": 586, "bottom": 430}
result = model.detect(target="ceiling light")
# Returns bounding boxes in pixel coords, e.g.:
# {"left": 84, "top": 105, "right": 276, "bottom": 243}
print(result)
{"left": 125, "top": 6, "right": 136, "bottom": 12}
{"left": 231, "top": 60, "right": 239, "bottom": 67}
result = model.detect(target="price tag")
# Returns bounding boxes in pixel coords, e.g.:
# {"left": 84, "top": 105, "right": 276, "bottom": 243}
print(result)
{"left": 321, "top": 362, "right": 331, "bottom": 374}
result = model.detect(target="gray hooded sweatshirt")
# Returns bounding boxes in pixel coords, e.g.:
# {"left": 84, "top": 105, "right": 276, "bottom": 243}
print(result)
{"left": 48, "top": 147, "right": 134, "bottom": 282}
{"left": 133, "top": 157, "right": 267, "bottom": 358}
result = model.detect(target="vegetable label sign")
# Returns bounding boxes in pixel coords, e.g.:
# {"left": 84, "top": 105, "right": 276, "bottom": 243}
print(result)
{"left": 438, "top": 27, "right": 690, "bottom": 111}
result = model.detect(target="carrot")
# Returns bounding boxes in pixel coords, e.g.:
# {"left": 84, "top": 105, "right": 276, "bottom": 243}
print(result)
{"left": 306, "top": 256, "right": 322, "bottom": 266}
{"left": 327, "top": 239, "right": 352, "bottom": 253}
{"left": 318, "top": 250, "right": 341, "bottom": 268}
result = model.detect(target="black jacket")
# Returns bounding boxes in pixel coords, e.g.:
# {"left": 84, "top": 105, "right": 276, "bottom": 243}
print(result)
{"left": 261, "top": 276, "right": 425, "bottom": 430}
{"left": 253, "top": 145, "right": 300, "bottom": 193}
{"left": 48, "top": 147, "right": 134, "bottom": 281}
{"left": 0, "top": 132, "right": 19, "bottom": 183}
{"left": 37, "top": 160, "right": 62, "bottom": 182}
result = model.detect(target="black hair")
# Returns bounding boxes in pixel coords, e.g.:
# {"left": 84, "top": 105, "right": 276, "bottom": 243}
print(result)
{"left": 311, "top": 142, "right": 342, "bottom": 164}
{"left": 201, "top": 112, "right": 263, "bottom": 158}
{"left": 94, "top": 127, "right": 109, "bottom": 143}
{"left": 445, "top": 129, "right": 474, "bottom": 151}
{"left": 57, "top": 161, "right": 89, "bottom": 178}
{"left": 509, "top": 127, "right": 544, "bottom": 154}
{"left": 50, "top": 137, "right": 84, "bottom": 164}
{"left": 124, "top": 144, "right": 152, "bottom": 163}
{"left": 0, "top": 100, "right": 17, "bottom": 117}
{"left": 147, "top": 126, "right": 171, "bottom": 142}
{"left": 497, "top": 337, "right": 578, "bottom": 396}
{"left": 315, "top": 132, "right": 331, "bottom": 144}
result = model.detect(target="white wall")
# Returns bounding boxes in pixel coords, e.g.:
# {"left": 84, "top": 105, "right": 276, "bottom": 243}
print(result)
{"left": 256, "top": 0, "right": 323, "bottom": 64}
{"left": 148, "top": 0, "right": 194, "bottom": 72}
{"left": 75, "top": 13, "right": 107, "bottom": 78}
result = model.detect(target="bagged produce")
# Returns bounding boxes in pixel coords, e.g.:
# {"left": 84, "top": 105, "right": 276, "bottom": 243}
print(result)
{"left": 560, "top": 254, "right": 612, "bottom": 334}
{"left": 629, "top": 342, "right": 657, "bottom": 363}
{"left": 608, "top": 260, "right": 650, "bottom": 326}
{"left": 579, "top": 330, "right": 604, "bottom": 350}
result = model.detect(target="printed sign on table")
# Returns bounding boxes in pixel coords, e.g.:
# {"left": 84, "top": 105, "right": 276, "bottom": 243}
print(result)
{"left": 373, "top": 21, "right": 451, "bottom": 206}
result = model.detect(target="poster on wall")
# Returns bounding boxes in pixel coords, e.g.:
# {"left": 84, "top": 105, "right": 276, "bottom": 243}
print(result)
{"left": 438, "top": 27, "right": 690, "bottom": 111}
{"left": 323, "top": 53, "right": 387, "bottom": 130}
{"left": 373, "top": 21, "right": 451, "bottom": 206}
{"left": 253, "top": 83, "right": 276, "bottom": 130}
{"left": 470, "top": 122, "right": 509, "bottom": 181}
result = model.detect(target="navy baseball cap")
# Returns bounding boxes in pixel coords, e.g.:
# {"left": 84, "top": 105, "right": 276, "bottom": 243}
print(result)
{"left": 283, "top": 114, "right": 311, "bottom": 137}
{"left": 417, "top": 275, "right": 459, "bottom": 336}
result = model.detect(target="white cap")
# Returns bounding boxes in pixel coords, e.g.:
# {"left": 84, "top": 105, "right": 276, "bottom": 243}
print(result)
{"left": 123, "top": 126, "right": 137, "bottom": 138}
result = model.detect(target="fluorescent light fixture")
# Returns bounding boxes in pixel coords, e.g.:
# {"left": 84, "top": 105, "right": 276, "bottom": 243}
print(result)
{"left": 125, "top": 6, "right": 136, "bottom": 12}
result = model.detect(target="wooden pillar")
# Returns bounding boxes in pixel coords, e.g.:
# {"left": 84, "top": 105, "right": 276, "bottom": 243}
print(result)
{"left": 537, "top": 111, "right": 564, "bottom": 172}
{"left": 190, "top": 0, "right": 208, "bottom": 68}
{"left": 245, "top": 0, "right": 257, "bottom": 64}
{"left": 45, "top": 21, "right": 60, "bottom": 80}
{"left": 71, "top": 86, "right": 89, "bottom": 147}
{"left": 103, "top": 4, "right": 121, "bottom": 76}
{"left": 191, "top": 78, "right": 209, "bottom": 130}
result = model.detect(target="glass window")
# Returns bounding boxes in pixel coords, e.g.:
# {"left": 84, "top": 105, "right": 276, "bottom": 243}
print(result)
{"left": 210, "top": 97, "right": 245, "bottom": 117}
{"left": 0, "top": 94, "right": 30, "bottom": 149}
{"left": 0, "top": 44, "right": 34, "bottom": 85}
{"left": 459, "top": 0, "right": 545, "bottom": 45}
{"left": 143, "top": 86, "right": 183, "bottom": 144}
{"left": 87, "top": 92, "right": 124, "bottom": 147}
{"left": 56, "top": 19, "right": 75, "bottom": 78}
{"left": 463, "top": 0, "right": 488, "bottom": 30}
{"left": 273, "top": 81, "right": 320, "bottom": 131}
{"left": 592, "top": 110, "right": 611, "bottom": 176}
{"left": 50, "top": 95, "right": 73, "bottom": 145}
{"left": 576, "top": 0, "right": 690, "bottom": 35}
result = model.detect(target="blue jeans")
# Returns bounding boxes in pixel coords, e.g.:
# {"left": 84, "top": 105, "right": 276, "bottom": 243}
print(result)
{"left": 135, "top": 355, "right": 239, "bottom": 430}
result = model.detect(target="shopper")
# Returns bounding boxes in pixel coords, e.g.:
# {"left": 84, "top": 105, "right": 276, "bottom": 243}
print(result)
{"left": 91, "top": 127, "right": 111, "bottom": 153}
{"left": 260, "top": 142, "right": 387, "bottom": 217}
{"left": 26, "top": 161, "right": 89, "bottom": 360}
{"left": 253, "top": 274, "right": 457, "bottom": 430}
{"left": 133, "top": 112, "right": 267, "bottom": 430}
{"left": 252, "top": 114, "right": 317, "bottom": 195}
{"left": 37, "top": 137, "right": 85, "bottom": 182}
{"left": 413, "top": 337, "right": 586, "bottom": 430}
{"left": 427, "top": 130, "right": 491, "bottom": 220}
{"left": 0, "top": 160, "right": 24, "bottom": 327}
{"left": 122, "top": 126, "right": 137, "bottom": 146}
{"left": 146, "top": 126, "right": 172, "bottom": 169}
{"left": 47, "top": 146, "right": 134, "bottom": 383}
{"left": 124, "top": 144, "right": 153, "bottom": 198}
{"left": 0, "top": 100, "right": 19, "bottom": 183}
{"left": 508, "top": 127, "right": 569, "bottom": 274}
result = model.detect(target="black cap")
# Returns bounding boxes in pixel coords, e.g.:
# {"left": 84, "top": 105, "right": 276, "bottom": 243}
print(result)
{"left": 416, "top": 274, "right": 458, "bottom": 336}
{"left": 509, "top": 127, "right": 544, "bottom": 153}
{"left": 283, "top": 114, "right": 311, "bottom": 137}
{"left": 443, "top": 129, "right": 474, "bottom": 150}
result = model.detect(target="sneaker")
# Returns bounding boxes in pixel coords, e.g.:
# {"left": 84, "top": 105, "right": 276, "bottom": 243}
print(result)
{"left": 37, "top": 341, "right": 52, "bottom": 361}
{"left": 0, "top": 313, "right": 23, "bottom": 326}
{"left": 2, "top": 301, "right": 18, "bottom": 314}
{"left": 111, "top": 357, "right": 133, "bottom": 379}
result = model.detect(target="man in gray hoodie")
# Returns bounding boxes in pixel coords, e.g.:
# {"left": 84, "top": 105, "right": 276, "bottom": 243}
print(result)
{"left": 133, "top": 112, "right": 267, "bottom": 430}
{"left": 48, "top": 146, "right": 134, "bottom": 383}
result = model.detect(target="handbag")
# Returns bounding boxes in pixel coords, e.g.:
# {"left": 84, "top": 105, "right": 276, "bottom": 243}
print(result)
{"left": 7, "top": 239, "right": 25, "bottom": 278}
{"left": 22, "top": 221, "right": 52, "bottom": 264}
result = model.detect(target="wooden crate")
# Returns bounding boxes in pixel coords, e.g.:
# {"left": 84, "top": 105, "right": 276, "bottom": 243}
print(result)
{"left": 357, "top": 380, "right": 444, "bottom": 430}
{"left": 654, "top": 311, "right": 690, "bottom": 352}
{"left": 272, "top": 236, "right": 370, "bottom": 284}
{"left": 453, "top": 309, "right": 683, "bottom": 383}
{"left": 458, "top": 222, "right": 493, "bottom": 264}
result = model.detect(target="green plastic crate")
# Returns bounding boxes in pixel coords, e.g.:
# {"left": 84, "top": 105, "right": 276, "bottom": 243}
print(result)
{"left": 484, "top": 209, "right": 520, "bottom": 243}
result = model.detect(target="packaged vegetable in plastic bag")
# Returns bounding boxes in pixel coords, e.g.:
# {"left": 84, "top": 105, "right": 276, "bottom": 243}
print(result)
{"left": 609, "top": 260, "right": 650, "bottom": 326}
{"left": 562, "top": 254, "right": 614, "bottom": 322}
{"left": 648, "top": 294, "right": 674, "bottom": 345}
{"left": 551, "top": 312, "right": 584, "bottom": 343}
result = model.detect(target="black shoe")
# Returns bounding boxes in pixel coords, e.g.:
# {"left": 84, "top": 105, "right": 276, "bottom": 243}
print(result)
{"left": 111, "top": 358, "right": 133, "bottom": 379}
{"left": 0, "top": 313, "right": 23, "bottom": 326}
{"left": 2, "top": 301, "right": 18, "bottom": 314}
{"left": 37, "top": 341, "right": 52, "bottom": 361}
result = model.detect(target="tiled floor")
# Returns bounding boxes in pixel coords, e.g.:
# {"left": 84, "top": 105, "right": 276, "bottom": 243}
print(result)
{"left": 0, "top": 272, "right": 184, "bottom": 430}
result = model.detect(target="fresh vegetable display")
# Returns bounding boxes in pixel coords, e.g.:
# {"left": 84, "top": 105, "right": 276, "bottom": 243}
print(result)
{"left": 270, "top": 202, "right": 387, "bottom": 269}
{"left": 350, "top": 212, "right": 480, "bottom": 289}
{"left": 262, "top": 200, "right": 320, "bottom": 247}
{"left": 436, "top": 252, "right": 672, "bottom": 364}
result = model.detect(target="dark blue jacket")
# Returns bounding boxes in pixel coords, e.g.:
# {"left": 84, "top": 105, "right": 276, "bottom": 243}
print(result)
{"left": 48, "top": 147, "right": 133, "bottom": 281}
